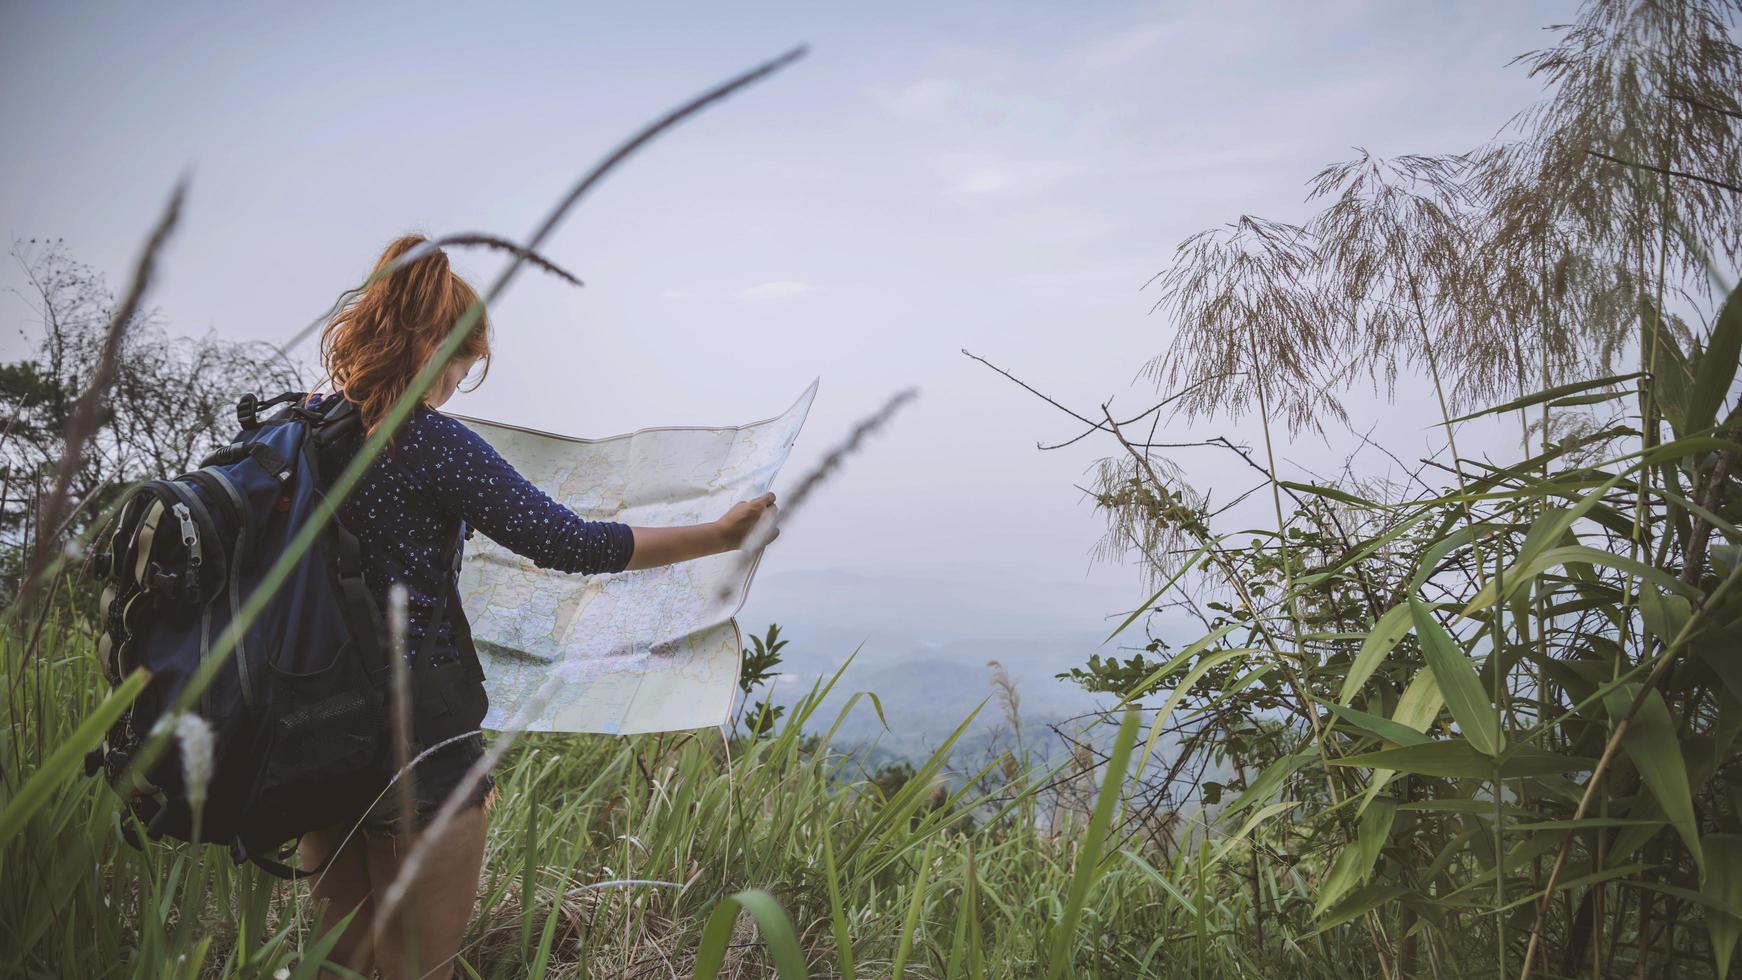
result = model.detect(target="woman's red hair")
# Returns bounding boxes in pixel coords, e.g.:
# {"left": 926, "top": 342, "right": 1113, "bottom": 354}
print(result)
{"left": 320, "top": 235, "right": 491, "bottom": 433}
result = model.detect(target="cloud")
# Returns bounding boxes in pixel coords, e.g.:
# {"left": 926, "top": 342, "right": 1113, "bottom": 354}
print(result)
{"left": 742, "top": 280, "right": 815, "bottom": 298}
{"left": 944, "top": 155, "right": 1080, "bottom": 198}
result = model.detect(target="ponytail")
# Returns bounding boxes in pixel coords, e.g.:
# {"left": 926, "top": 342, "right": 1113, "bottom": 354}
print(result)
{"left": 319, "top": 235, "right": 492, "bottom": 433}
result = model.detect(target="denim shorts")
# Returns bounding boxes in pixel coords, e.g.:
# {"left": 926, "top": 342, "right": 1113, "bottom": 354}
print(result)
{"left": 359, "top": 733, "right": 494, "bottom": 838}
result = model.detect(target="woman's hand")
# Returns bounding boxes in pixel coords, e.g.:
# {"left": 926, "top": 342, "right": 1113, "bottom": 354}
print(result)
{"left": 623, "top": 493, "right": 778, "bottom": 571}
{"left": 714, "top": 492, "right": 779, "bottom": 550}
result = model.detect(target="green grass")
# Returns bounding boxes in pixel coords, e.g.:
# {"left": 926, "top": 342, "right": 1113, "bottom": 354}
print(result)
{"left": 2, "top": 604, "right": 1382, "bottom": 979}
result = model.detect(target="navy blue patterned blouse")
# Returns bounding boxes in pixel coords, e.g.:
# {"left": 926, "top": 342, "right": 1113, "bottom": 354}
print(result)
{"left": 313, "top": 396, "right": 636, "bottom": 659}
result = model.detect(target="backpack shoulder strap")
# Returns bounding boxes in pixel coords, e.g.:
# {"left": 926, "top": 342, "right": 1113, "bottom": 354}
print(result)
{"left": 297, "top": 395, "right": 391, "bottom": 684}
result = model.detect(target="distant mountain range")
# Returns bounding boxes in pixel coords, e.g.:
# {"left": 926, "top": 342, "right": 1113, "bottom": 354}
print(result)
{"left": 737, "top": 566, "right": 1156, "bottom": 767}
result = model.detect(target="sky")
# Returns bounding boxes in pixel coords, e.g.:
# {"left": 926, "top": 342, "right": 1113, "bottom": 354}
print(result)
{"left": 1, "top": 0, "right": 1582, "bottom": 686}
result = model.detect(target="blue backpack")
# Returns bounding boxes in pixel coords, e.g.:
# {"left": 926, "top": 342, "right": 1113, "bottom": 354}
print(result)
{"left": 87, "top": 392, "right": 481, "bottom": 877}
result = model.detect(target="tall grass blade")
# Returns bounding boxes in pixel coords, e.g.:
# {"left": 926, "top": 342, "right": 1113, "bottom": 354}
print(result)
{"left": 692, "top": 889, "right": 809, "bottom": 980}
{"left": 0, "top": 667, "right": 147, "bottom": 851}
{"left": 1047, "top": 707, "right": 1140, "bottom": 980}
{"left": 889, "top": 838, "right": 937, "bottom": 980}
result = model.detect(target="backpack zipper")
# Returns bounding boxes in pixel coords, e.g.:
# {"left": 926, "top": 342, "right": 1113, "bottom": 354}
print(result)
{"left": 170, "top": 503, "right": 201, "bottom": 571}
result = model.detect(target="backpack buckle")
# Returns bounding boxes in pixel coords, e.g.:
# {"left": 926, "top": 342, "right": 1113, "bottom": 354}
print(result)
{"left": 236, "top": 391, "right": 308, "bottom": 431}
{"left": 235, "top": 394, "right": 260, "bottom": 431}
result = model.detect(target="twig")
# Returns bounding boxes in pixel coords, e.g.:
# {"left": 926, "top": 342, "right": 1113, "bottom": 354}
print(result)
{"left": 1668, "top": 89, "right": 1742, "bottom": 122}
{"left": 18, "top": 180, "right": 185, "bottom": 614}
{"left": 1586, "top": 150, "right": 1742, "bottom": 196}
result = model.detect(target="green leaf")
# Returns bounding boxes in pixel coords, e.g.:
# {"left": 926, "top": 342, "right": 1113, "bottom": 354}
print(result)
{"left": 1314, "top": 799, "right": 1396, "bottom": 916}
{"left": 1550, "top": 391, "right": 1634, "bottom": 409}
{"left": 1330, "top": 740, "right": 1593, "bottom": 779}
{"left": 1603, "top": 684, "right": 1704, "bottom": 880}
{"left": 1639, "top": 434, "right": 1742, "bottom": 466}
{"left": 1222, "top": 747, "right": 1318, "bottom": 818}
{"left": 1687, "top": 283, "right": 1742, "bottom": 433}
{"left": 1448, "top": 372, "right": 1645, "bottom": 424}
{"left": 1464, "top": 543, "right": 1702, "bottom": 616}
{"left": 1408, "top": 525, "right": 1506, "bottom": 593}
{"left": 1129, "top": 648, "right": 1254, "bottom": 784}
{"left": 1645, "top": 297, "right": 1693, "bottom": 432}
{"left": 1110, "top": 624, "right": 1239, "bottom": 708}
{"left": 0, "top": 668, "right": 149, "bottom": 851}
{"left": 1312, "top": 882, "right": 1411, "bottom": 933}
{"left": 1048, "top": 708, "right": 1141, "bottom": 980}
{"left": 1497, "top": 862, "right": 1655, "bottom": 913}
{"left": 1704, "top": 835, "right": 1742, "bottom": 980}
{"left": 1280, "top": 480, "right": 1388, "bottom": 508}
{"left": 887, "top": 838, "right": 936, "bottom": 980}
{"left": 1354, "top": 668, "right": 1448, "bottom": 814}
{"left": 1209, "top": 800, "right": 1298, "bottom": 867}
{"left": 1339, "top": 601, "right": 1416, "bottom": 705}
{"left": 692, "top": 889, "right": 809, "bottom": 980}
{"left": 1121, "top": 850, "right": 1199, "bottom": 915}
{"left": 1318, "top": 698, "right": 1431, "bottom": 746}
{"left": 1410, "top": 599, "right": 1501, "bottom": 757}
{"left": 1104, "top": 541, "right": 1215, "bottom": 643}
{"left": 821, "top": 828, "right": 854, "bottom": 980}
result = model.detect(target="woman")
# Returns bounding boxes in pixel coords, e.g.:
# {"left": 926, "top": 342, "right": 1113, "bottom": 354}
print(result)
{"left": 300, "top": 235, "right": 775, "bottom": 979}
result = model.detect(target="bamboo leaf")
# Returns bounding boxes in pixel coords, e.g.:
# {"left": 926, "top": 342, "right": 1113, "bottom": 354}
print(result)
{"left": 1703, "top": 835, "right": 1742, "bottom": 980}
{"left": 1497, "top": 862, "right": 1654, "bottom": 913}
{"left": 888, "top": 839, "right": 936, "bottom": 980}
{"left": 1130, "top": 648, "right": 1254, "bottom": 782}
{"left": 1339, "top": 601, "right": 1416, "bottom": 705}
{"left": 821, "top": 828, "right": 854, "bottom": 980}
{"left": 1104, "top": 541, "right": 1215, "bottom": 643}
{"left": 1312, "top": 882, "right": 1411, "bottom": 933}
{"left": 1222, "top": 747, "right": 1318, "bottom": 818}
{"left": 1318, "top": 698, "right": 1431, "bottom": 746}
{"left": 1410, "top": 598, "right": 1501, "bottom": 757}
{"left": 1644, "top": 296, "right": 1693, "bottom": 432}
{"left": 1356, "top": 668, "right": 1447, "bottom": 814}
{"left": 1464, "top": 543, "right": 1701, "bottom": 616}
{"left": 1209, "top": 800, "right": 1298, "bottom": 867}
{"left": 1280, "top": 480, "right": 1388, "bottom": 508}
{"left": 1408, "top": 525, "right": 1506, "bottom": 593}
{"left": 1603, "top": 684, "right": 1705, "bottom": 879}
{"left": 1448, "top": 372, "right": 1644, "bottom": 424}
{"left": 1330, "top": 740, "right": 1593, "bottom": 779}
{"left": 1111, "top": 625, "right": 1240, "bottom": 709}
{"left": 1121, "top": 850, "right": 1198, "bottom": 915}
{"left": 1313, "top": 799, "right": 1396, "bottom": 916}
{"left": 1549, "top": 391, "right": 1633, "bottom": 408}
{"left": 1639, "top": 434, "right": 1742, "bottom": 466}
{"left": 1687, "top": 283, "right": 1742, "bottom": 433}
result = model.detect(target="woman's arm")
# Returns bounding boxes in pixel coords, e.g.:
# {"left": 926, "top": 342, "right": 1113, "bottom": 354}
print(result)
{"left": 401, "top": 411, "right": 779, "bottom": 574}
{"left": 624, "top": 492, "right": 778, "bottom": 571}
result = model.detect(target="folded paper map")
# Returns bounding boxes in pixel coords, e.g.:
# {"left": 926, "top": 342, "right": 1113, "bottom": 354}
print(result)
{"left": 452, "top": 381, "right": 817, "bottom": 734}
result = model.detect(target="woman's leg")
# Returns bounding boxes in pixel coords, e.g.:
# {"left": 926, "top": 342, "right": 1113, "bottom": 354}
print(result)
{"left": 299, "top": 826, "right": 377, "bottom": 979}
{"left": 363, "top": 804, "right": 488, "bottom": 980}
